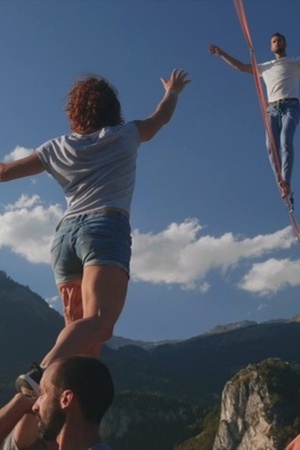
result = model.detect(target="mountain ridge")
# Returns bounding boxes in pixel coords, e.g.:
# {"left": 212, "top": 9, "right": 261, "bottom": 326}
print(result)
{"left": 2, "top": 270, "right": 300, "bottom": 449}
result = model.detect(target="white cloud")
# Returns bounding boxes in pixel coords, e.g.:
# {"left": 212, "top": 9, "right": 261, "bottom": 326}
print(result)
{"left": 0, "top": 195, "right": 63, "bottom": 263}
{"left": 6, "top": 194, "right": 40, "bottom": 210}
{"left": 131, "top": 219, "right": 295, "bottom": 290}
{"left": 46, "top": 295, "right": 63, "bottom": 314}
{"left": 257, "top": 303, "right": 268, "bottom": 312}
{"left": 4, "top": 146, "right": 33, "bottom": 162}
{"left": 239, "top": 258, "right": 300, "bottom": 295}
{"left": 199, "top": 282, "right": 211, "bottom": 293}
{"left": 0, "top": 202, "right": 296, "bottom": 295}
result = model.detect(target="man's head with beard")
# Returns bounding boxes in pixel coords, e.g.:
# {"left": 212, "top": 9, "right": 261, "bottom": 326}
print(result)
{"left": 270, "top": 32, "right": 287, "bottom": 58}
{"left": 32, "top": 356, "right": 114, "bottom": 443}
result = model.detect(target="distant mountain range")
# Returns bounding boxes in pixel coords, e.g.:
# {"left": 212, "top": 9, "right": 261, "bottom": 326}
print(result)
{"left": 104, "top": 318, "right": 300, "bottom": 409}
{"left": 1, "top": 269, "right": 300, "bottom": 449}
{"left": 109, "top": 316, "right": 300, "bottom": 349}
{"left": 2, "top": 267, "right": 300, "bottom": 405}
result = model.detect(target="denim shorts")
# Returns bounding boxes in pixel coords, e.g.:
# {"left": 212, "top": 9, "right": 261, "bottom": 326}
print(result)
{"left": 50, "top": 211, "right": 132, "bottom": 285}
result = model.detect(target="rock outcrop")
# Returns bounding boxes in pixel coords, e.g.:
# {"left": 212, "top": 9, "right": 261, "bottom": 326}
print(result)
{"left": 213, "top": 359, "right": 300, "bottom": 450}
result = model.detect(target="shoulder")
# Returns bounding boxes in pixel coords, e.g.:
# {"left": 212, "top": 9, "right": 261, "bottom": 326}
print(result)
{"left": 110, "top": 122, "right": 138, "bottom": 134}
{"left": 36, "top": 134, "right": 66, "bottom": 153}
{"left": 258, "top": 59, "right": 276, "bottom": 69}
{"left": 114, "top": 122, "right": 140, "bottom": 143}
{"left": 286, "top": 57, "right": 300, "bottom": 68}
{"left": 285, "top": 56, "right": 300, "bottom": 62}
{"left": 123, "top": 121, "right": 139, "bottom": 135}
{"left": 274, "top": 57, "right": 300, "bottom": 66}
{"left": 82, "top": 123, "right": 139, "bottom": 140}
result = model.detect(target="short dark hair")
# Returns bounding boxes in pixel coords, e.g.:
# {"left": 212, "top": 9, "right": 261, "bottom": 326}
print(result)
{"left": 52, "top": 356, "right": 114, "bottom": 423}
{"left": 271, "top": 32, "right": 286, "bottom": 43}
{"left": 65, "top": 76, "right": 124, "bottom": 132}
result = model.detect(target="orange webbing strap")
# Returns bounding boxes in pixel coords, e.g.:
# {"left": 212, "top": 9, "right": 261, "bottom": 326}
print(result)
{"left": 233, "top": 0, "right": 300, "bottom": 243}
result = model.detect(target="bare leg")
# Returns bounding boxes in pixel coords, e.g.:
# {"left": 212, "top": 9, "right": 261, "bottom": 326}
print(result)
{"left": 41, "top": 265, "right": 128, "bottom": 367}
{"left": 58, "top": 279, "right": 101, "bottom": 356}
{"left": 59, "top": 280, "right": 83, "bottom": 326}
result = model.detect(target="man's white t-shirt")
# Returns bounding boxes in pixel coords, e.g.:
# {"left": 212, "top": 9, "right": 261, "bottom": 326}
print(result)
{"left": 0, "top": 434, "right": 111, "bottom": 450}
{"left": 0, "top": 433, "right": 46, "bottom": 450}
{"left": 258, "top": 56, "right": 300, "bottom": 102}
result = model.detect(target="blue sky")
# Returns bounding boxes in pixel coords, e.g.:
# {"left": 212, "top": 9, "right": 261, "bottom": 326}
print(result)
{"left": 0, "top": 0, "right": 300, "bottom": 342}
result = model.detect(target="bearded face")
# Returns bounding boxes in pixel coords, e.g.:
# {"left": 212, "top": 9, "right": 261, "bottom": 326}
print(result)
{"left": 271, "top": 35, "right": 287, "bottom": 57}
{"left": 36, "top": 393, "right": 66, "bottom": 440}
{"left": 33, "top": 363, "right": 66, "bottom": 441}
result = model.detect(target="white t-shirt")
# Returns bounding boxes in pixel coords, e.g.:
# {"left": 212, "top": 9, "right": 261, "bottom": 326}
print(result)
{"left": 36, "top": 122, "right": 141, "bottom": 219}
{"left": 0, "top": 433, "right": 46, "bottom": 450}
{"left": 258, "top": 56, "right": 300, "bottom": 102}
{"left": 0, "top": 434, "right": 111, "bottom": 450}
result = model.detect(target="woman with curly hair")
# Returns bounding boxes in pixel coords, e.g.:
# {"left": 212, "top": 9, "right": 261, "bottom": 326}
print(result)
{"left": 0, "top": 69, "right": 190, "bottom": 395}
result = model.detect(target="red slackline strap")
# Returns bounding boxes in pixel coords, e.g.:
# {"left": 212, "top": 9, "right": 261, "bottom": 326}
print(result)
{"left": 233, "top": 0, "right": 300, "bottom": 243}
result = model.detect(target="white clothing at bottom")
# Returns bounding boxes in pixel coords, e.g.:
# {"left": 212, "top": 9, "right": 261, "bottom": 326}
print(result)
{"left": 0, "top": 433, "right": 46, "bottom": 450}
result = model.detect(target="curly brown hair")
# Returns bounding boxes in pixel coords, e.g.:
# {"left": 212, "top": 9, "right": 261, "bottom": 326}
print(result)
{"left": 65, "top": 76, "right": 124, "bottom": 133}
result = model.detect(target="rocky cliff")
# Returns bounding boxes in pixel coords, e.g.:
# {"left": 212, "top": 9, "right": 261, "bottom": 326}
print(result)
{"left": 213, "top": 359, "right": 300, "bottom": 450}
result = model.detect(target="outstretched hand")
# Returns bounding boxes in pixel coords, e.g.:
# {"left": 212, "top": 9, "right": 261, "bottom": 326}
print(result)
{"left": 161, "top": 69, "right": 190, "bottom": 94}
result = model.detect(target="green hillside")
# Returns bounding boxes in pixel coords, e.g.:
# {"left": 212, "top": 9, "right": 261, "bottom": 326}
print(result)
{"left": 1, "top": 270, "right": 300, "bottom": 449}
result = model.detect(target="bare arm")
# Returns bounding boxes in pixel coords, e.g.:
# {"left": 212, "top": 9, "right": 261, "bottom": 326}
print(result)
{"left": 209, "top": 44, "right": 253, "bottom": 73}
{"left": 135, "top": 69, "right": 190, "bottom": 142}
{"left": 0, "top": 394, "right": 35, "bottom": 444}
{"left": 0, "top": 152, "right": 44, "bottom": 182}
{"left": 13, "top": 412, "right": 42, "bottom": 450}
